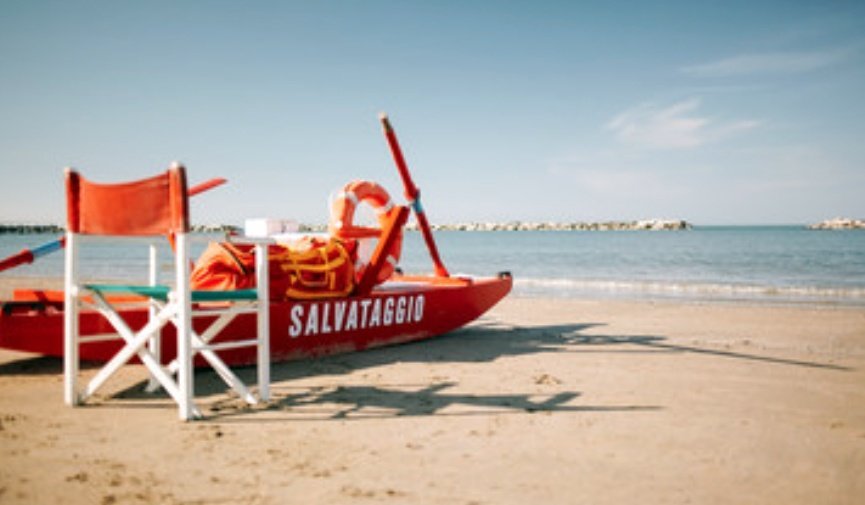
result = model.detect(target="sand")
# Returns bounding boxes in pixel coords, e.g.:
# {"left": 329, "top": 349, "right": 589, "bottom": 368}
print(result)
{"left": 1, "top": 292, "right": 863, "bottom": 504}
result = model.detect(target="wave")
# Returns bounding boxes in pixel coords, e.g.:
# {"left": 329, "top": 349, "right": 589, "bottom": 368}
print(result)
{"left": 513, "top": 277, "right": 865, "bottom": 304}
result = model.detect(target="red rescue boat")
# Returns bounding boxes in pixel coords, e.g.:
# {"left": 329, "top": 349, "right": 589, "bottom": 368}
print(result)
{"left": 0, "top": 273, "right": 511, "bottom": 365}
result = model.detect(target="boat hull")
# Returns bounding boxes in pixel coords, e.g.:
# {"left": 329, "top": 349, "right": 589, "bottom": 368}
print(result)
{"left": 0, "top": 275, "right": 511, "bottom": 366}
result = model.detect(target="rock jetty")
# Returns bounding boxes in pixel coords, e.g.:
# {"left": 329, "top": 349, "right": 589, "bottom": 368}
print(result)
{"left": 1, "top": 219, "right": 692, "bottom": 235}
{"left": 190, "top": 224, "right": 242, "bottom": 234}
{"left": 0, "top": 224, "right": 64, "bottom": 234}
{"left": 406, "top": 219, "right": 692, "bottom": 232}
{"left": 807, "top": 218, "right": 865, "bottom": 230}
{"left": 0, "top": 223, "right": 242, "bottom": 234}
{"left": 286, "top": 220, "right": 692, "bottom": 232}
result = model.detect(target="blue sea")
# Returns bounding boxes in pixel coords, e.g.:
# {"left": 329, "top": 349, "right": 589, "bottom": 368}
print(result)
{"left": 2, "top": 227, "right": 864, "bottom": 306}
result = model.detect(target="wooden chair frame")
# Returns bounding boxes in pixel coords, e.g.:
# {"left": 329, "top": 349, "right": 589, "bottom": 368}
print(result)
{"left": 63, "top": 163, "right": 269, "bottom": 420}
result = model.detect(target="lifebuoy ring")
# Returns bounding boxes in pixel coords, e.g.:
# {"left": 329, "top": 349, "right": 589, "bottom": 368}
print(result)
{"left": 329, "top": 180, "right": 403, "bottom": 284}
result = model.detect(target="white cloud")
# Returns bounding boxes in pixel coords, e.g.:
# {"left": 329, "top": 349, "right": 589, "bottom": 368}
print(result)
{"left": 606, "top": 98, "right": 760, "bottom": 150}
{"left": 681, "top": 47, "right": 853, "bottom": 77}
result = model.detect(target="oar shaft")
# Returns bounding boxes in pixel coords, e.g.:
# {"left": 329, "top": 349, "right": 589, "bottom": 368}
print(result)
{"left": 0, "top": 250, "right": 34, "bottom": 272}
{"left": 379, "top": 113, "right": 450, "bottom": 278}
{"left": 0, "top": 237, "right": 65, "bottom": 273}
{"left": 189, "top": 177, "right": 227, "bottom": 197}
{"left": 380, "top": 115, "right": 419, "bottom": 201}
{"left": 31, "top": 236, "right": 65, "bottom": 257}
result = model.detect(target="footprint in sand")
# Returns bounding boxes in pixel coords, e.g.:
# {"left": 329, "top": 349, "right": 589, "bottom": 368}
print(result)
{"left": 533, "top": 373, "right": 562, "bottom": 385}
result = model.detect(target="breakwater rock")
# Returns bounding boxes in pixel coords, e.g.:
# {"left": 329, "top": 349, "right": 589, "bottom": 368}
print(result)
{"left": 1, "top": 219, "right": 692, "bottom": 235}
{"left": 190, "top": 224, "right": 242, "bottom": 234}
{"left": 0, "top": 223, "right": 242, "bottom": 234}
{"left": 807, "top": 218, "right": 865, "bottom": 230}
{"left": 0, "top": 224, "right": 64, "bottom": 234}
{"left": 406, "top": 219, "right": 692, "bottom": 232}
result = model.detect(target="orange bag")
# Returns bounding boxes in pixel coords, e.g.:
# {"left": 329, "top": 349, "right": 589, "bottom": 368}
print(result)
{"left": 270, "top": 237, "right": 356, "bottom": 300}
{"left": 190, "top": 238, "right": 355, "bottom": 300}
{"left": 190, "top": 241, "right": 256, "bottom": 292}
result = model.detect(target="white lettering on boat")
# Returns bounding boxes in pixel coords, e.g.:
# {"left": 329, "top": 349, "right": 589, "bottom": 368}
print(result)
{"left": 304, "top": 303, "right": 319, "bottom": 336}
{"left": 288, "top": 294, "right": 426, "bottom": 339}
{"left": 383, "top": 297, "right": 394, "bottom": 325}
{"left": 334, "top": 301, "right": 346, "bottom": 332}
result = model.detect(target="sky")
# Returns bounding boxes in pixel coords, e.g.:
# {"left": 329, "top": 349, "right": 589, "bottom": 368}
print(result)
{"left": 1, "top": 0, "right": 863, "bottom": 226}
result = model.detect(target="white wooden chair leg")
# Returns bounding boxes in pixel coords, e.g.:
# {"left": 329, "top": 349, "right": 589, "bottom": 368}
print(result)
{"left": 146, "top": 242, "right": 162, "bottom": 393}
{"left": 255, "top": 242, "right": 270, "bottom": 401}
{"left": 63, "top": 232, "right": 80, "bottom": 406}
{"left": 175, "top": 234, "right": 196, "bottom": 421}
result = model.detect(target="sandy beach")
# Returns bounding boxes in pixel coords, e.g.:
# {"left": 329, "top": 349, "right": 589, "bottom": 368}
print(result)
{"left": 1, "top": 290, "right": 863, "bottom": 504}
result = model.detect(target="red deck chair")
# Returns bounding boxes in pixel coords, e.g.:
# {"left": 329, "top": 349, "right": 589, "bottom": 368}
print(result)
{"left": 63, "top": 163, "right": 270, "bottom": 420}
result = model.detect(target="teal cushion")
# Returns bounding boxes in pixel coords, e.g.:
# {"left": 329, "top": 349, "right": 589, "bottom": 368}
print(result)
{"left": 86, "top": 284, "right": 171, "bottom": 300}
{"left": 192, "top": 289, "right": 258, "bottom": 302}
{"left": 86, "top": 284, "right": 258, "bottom": 302}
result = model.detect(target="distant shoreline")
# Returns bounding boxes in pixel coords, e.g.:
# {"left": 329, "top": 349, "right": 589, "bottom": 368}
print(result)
{"left": 806, "top": 218, "right": 865, "bottom": 230}
{"left": 2, "top": 220, "right": 694, "bottom": 234}
{"left": 0, "top": 224, "right": 64, "bottom": 234}
{"left": 3, "top": 218, "right": 864, "bottom": 234}
{"left": 409, "top": 219, "right": 691, "bottom": 232}
{"left": 0, "top": 224, "right": 238, "bottom": 235}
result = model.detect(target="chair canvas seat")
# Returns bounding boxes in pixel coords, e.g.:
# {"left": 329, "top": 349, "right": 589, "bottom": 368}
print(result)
{"left": 64, "top": 163, "right": 270, "bottom": 421}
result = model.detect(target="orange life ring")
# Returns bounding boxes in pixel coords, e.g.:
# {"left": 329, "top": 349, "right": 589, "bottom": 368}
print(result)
{"left": 329, "top": 180, "right": 403, "bottom": 284}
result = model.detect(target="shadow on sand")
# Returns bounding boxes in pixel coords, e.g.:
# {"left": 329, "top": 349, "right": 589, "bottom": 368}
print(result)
{"left": 0, "top": 354, "right": 97, "bottom": 376}
{"left": 1, "top": 319, "right": 849, "bottom": 420}
{"left": 208, "top": 382, "right": 660, "bottom": 422}
{"left": 207, "top": 320, "right": 848, "bottom": 421}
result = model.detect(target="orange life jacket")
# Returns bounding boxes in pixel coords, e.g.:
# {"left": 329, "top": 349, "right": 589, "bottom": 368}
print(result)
{"left": 190, "top": 237, "right": 355, "bottom": 300}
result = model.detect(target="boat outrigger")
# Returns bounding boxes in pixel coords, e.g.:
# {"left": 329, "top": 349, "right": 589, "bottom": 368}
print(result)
{"left": 0, "top": 115, "right": 512, "bottom": 368}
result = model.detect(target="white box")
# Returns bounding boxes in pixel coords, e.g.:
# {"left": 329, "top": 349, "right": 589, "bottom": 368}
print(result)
{"left": 244, "top": 218, "right": 299, "bottom": 237}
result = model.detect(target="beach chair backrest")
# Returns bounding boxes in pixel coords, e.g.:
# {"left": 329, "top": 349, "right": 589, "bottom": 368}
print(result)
{"left": 65, "top": 164, "right": 189, "bottom": 236}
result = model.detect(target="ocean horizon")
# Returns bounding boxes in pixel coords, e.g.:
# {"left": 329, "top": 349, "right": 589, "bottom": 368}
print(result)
{"left": 1, "top": 226, "right": 864, "bottom": 306}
